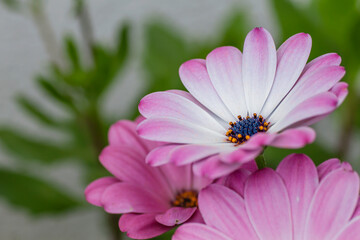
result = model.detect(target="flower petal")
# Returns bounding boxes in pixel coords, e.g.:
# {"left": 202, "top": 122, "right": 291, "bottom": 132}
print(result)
{"left": 245, "top": 168, "right": 292, "bottom": 240}
{"left": 304, "top": 168, "right": 360, "bottom": 240}
{"left": 268, "top": 127, "right": 316, "bottom": 148}
{"left": 101, "top": 182, "right": 168, "bottom": 214}
{"left": 269, "top": 65, "right": 345, "bottom": 125}
{"left": 270, "top": 92, "right": 338, "bottom": 132}
{"left": 192, "top": 155, "right": 242, "bottom": 179}
{"left": 223, "top": 168, "right": 252, "bottom": 197}
{"left": 100, "top": 146, "right": 172, "bottom": 199}
{"left": 206, "top": 46, "right": 247, "bottom": 117}
{"left": 242, "top": 27, "right": 277, "bottom": 114}
{"left": 167, "top": 89, "right": 228, "bottom": 127}
{"left": 333, "top": 216, "right": 360, "bottom": 240}
{"left": 145, "top": 144, "right": 179, "bottom": 166}
{"left": 84, "top": 177, "right": 119, "bottom": 207}
{"left": 108, "top": 120, "right": 148, "bottom": 155}
{"left": 331, "top": 82, "right": 348, "bottom": 106}
{"left": 158, "top": 163, "right": 192, "bottom": 192}
{"left": 352, "top": 199, "right": 360, "bottom": 218}
{"left": 137, "top": 118, "right": 225, "bottom": 144}
{"left": 317, "top": 158, "right": 342, "bottom": 181}
{"left": 119, "top": 213, "right": 172, "bottom": 239}
{"left": 139, "top": 91, "right": 225, "bottom": 133}
{"left": 170, "top": 143, "right": 232, "bottom": 166}
{"left": 155, "top": 207, "right": 197, "bottom": 226}
{"left": 302, "top": 53, "right": 342, "bottom": 78}
{"left": 262, "top": 33, "right": 312, "bottom": 117}
{"left": 276, "top": 154, "right": 319, "bottom": 240}
{"left": 199, "top": 184, "right": 259, "bottom": 239}
{"left": 179, "top": 59, "right": 235, "bottom": 121}
{"left": 173, "top": 223, "right": 232, "bottom": 240}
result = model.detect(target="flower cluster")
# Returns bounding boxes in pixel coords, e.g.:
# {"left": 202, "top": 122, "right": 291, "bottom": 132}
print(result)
{"left": 85, "top": 27, "right": 359, "bottom": 240}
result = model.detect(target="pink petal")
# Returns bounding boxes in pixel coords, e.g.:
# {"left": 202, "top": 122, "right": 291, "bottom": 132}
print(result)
{"left": 155, "top": 207, "right": 197, "bottom": 226}
{"left": 331, "top": 82, "right": 348, "bottom": 106}
{"left": 170, "top": 143, "right": 232, "bottom": 166}
{"left": 84, "top": 177, "right": 119, "bottom": 207}
{"left": 245, "top": 168, "right": 292, "bottom": 240}
{"left": 179, "top": 59, "right": 234, "bottom": 121}
{"left": 206, "top": 46, "right": 247, "bottom": 117}
{"left": 242, "top": 27, "right": 277, "bottom": 114}
{"left": 262, "top": 33, "right": 312, "bottom": 117}
{"left": 317, "top": 158, "right": 342, "bottom": 181}
{"left": 270, "top": 92, "right": 338, "bottom": 132}
{"left": 145, "top": 144, "right": 179, "bottom": 166}
{"left": 173, "top": 223, "right": 232, "bottom": 240}
{"left": 304, "top": 168, "right": 360, "bottom": 240}
{"left": 139, "top": 91, "right": 225, "bottom": 133}
{"left": 108, "top": 120, "right": 148, "bottom": 155}
{"left": 276, "top": 154, "right": 319, "bottom": 240}
{"left": 236, "top": 132, "right": 276, "bottom": 150}
{"left": 269, "top": 126, "right": 316, "bottom": 148}
{"left": 119, "top": 213, "right": 172, "bottom": 239}
{"left": 192, "top": 155, "right": 242, "bottom": 179}
{"left": 137, "top": 118, "right": 225, "bottom": 144}
{"left": 352, "top": 199, "right": 360, "bottom": 218}
{"left": 199, "top": 184, "right": 259, "bottom": 239}
{"left": 269, "top": 65, "right": 345, "bottom": 125}
{"left": 187, "top": 209, "right": 205, "bottom": 224}
{"left": 221, "top": 143, "right": 264, "bottom": 164}
{"left": 101, "top": 182, "right": 168, "bottom": 214}
{"left": 99, "top": 146, "right": 172, "bottom": 199}
{"left": 223, "top": 168, "right": 252, "bottom": 197}
{"left": 158, "top": 163, "right": 192, "bottom": 192}
{"left": 334, "top": 217, "right": 360, "bottom": 240}
{"left": 302, "top": 53, "right": 342, "bottom": 78}
{"left": 167, "top": 89, "right": 228, "bottom": 127}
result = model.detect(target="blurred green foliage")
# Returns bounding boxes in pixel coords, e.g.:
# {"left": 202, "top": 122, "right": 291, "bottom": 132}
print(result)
{"left": 0, "top": 0, "right": 360, "bottom": 239}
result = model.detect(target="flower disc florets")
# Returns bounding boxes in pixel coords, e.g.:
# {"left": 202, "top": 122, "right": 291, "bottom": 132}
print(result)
{"left": 226, "top": 113, "right": 269, "bottom": 145}
{"left": 172, "top": 190, "right": 198, "bottom": 208}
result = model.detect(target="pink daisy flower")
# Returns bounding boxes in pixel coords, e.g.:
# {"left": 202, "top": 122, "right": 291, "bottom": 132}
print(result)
{"left": 137, "top": 27, "right": 348, "bottom": 178}
{"left": 173, "top": 154, "right": 360, "bottom": 240}
{"left": 84, "top": 120, "right": 212, "bottom": 239}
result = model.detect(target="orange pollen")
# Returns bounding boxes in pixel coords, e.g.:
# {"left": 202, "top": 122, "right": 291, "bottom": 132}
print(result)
{"left": 172, "top": 190, "right": 198, "bottom": 208}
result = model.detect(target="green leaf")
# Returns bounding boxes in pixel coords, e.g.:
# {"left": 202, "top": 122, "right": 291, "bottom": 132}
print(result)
{"left": 143, "top": 21, "right": 189, "bottom": 93}
{"left": 65, "top": 36, "right": 81, "bottom": 69}
{"left": 115, "top": 22, "right": 130, "bottom": 65}
{"left": 270, "top": 0, "right": 333, "bottom": 58}
{"left": 265, "top": 141, "right": 334, "bottom": 169}
{"left": 350, "top": 16, "right": 360, "bottom": 58}
{"left": 271, "top": 0, "right": 315, "bottom": 37}
{"left": 317, "top": 0, "right": 358, "bottom": 47}
{"left": 220, "top": 10, "right": 248, "bottom": 48}
{"left": 1, "top": 0, "right": 20, "bottom": 11}
{"left": 0, "top": 167, "right": 80, "bottom": 215}
{"left": 16, "top": 95, "right": 61, "bottom": 127}
{"left": 0, "top": 128, "right": 71, "bottom": 164}
{"left": 37, "top": 76, "right": 76, "bottom": 110}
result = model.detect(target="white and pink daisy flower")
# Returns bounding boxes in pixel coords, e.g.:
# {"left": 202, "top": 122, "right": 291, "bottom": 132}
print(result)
{"left": 173, "top": 154, "right": 360, "bottom": 240}
{"left": 84, "top": 120, "right": 212, "bottom": 239}
{"left": 137, "top": 27, "right": 347, "bottom": 178}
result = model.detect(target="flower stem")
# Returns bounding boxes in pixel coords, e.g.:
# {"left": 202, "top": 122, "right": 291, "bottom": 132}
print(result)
{"left": 255, "top": 154, "right": 266, "bottom": 169}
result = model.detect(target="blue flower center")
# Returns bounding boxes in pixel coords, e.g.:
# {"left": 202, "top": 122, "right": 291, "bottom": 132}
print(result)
{"left": 226, "top": 113, "right": 269, "bottom": 145}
